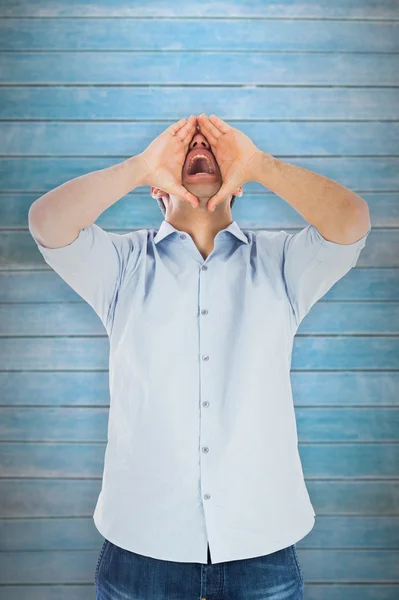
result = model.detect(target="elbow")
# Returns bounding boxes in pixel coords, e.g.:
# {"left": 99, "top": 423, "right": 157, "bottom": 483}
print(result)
{"left": 341, "top": 201, "right": 371, "bottom": 244}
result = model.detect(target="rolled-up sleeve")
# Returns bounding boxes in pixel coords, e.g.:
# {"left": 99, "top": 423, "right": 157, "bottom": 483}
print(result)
{"left": 283, "top": 223, "right": 371, "bottom": 328}
{"left": 30, "top": 223, "right": 133, "bottom": 334}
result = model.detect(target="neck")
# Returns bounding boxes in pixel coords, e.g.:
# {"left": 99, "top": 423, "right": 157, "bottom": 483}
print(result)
{"left": 165, "top": 200, "right": 233, "bottom": 260}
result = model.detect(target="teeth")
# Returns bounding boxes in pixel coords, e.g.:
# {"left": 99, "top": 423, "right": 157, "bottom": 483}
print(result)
{"left": 188, "top": 153, "right": 214, "bottom": 175}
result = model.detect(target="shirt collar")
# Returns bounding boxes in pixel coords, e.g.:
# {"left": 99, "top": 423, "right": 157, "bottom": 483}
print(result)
{"left": 154, "top": 219, "right": 249, "bottom": 245}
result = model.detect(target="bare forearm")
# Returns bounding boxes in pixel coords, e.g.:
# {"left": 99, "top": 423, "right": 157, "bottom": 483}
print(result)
{"left": 28, "top": 154, "right": 145, "bottom": 248}
{"left": 255, "top": 152, "right": 371, "bottom": 244}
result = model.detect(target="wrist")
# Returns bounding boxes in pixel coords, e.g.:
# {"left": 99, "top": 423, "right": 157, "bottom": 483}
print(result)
{"left": 124, "top": 154, "right": 150, "bottom": 189}
{"left": 252, "top": 151, "right": 278, "bottom": 185}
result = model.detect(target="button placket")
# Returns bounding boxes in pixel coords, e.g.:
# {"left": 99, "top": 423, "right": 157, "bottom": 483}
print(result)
{"left": 199, "top": 261, "right": 211, "bottom": 506}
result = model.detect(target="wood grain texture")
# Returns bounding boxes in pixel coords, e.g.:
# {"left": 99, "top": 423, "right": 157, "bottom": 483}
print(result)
{"left": 0, "top": 2, "right": 398, "bottom": 597}
{"left": 2, "top": 122, "right": 399, "bottom": 155}
{"left": 1, "top": 52, "right": 398, "bottom": 85}
{"left": 1, "top": 19, "right": 398, "bottom": 52}
{"left": 1, "top": 0, "right": 399, "bottom": 19}
{"left": 1, "top": 87, "right": 398, "bottom": 120}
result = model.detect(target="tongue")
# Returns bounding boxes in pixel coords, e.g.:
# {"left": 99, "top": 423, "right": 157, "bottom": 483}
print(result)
{"left": 191, "top": 157, "right": 210, "bottom": 175}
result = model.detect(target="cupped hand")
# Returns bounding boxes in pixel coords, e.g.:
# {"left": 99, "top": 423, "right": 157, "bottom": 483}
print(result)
{"left": 197, "top": 114, "right": 265, "bottom": 211}
{"left": 138, "top": 116, "right": 199, "bottom": 207}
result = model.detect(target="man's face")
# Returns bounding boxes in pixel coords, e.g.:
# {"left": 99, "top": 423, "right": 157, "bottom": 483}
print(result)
{"left": 181, "top": 132, "right": 222, "bottom": 200}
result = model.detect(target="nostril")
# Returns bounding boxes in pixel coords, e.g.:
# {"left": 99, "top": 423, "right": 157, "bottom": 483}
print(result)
{"left": 193, "top": 142, "right": 197, "bottom": 147}
{"left": 201, "top": 142, "right": 206, "bottom": 147}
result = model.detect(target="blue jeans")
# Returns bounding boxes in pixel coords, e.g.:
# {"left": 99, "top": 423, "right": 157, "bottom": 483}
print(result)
{"left": 95, "top": 538, "right": 304, "bottom": 599}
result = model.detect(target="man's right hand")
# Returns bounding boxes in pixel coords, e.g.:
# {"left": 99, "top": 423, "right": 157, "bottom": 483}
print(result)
{"left": 197, "top": 114, "right": 266, "bottom": 212}
{"left": 137, "top": 116, "right": 199, "bottom": 208}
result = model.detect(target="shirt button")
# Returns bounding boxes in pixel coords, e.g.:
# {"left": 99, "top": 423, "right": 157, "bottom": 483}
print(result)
{"left": 201, "top": 265, "right": 208, "bottom": 271}
{"left": 202, "top": 355, "right": 209, "bottom": 361}
{"left": 202, "top": 401, "right": 209, "bottom": 407}
{"left": 204, "top": 493, "right": 211, "bottom": 500}
{"left": 180, "top": 234, "right": 186, "bottom": 240}
{"left": 201, "top": 309, "right": 208, "bottom": 315}
{"left": 202, "top": 447, "right": 209, "bottom": 453}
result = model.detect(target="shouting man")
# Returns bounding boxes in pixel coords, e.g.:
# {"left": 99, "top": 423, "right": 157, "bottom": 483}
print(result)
{"left": 28, "top": 114, "right": 371, "bottom": 600}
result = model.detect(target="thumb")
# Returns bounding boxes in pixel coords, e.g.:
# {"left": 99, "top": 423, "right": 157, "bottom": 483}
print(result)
{"left": 207, "top": 184, "right": 235, "bottom": 212}
{"left": 169, "top": 183, "right": 199, "bottom": 208}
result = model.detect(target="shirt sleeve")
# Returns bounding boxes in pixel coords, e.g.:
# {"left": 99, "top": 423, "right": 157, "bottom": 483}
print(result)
{"left": 282, "top": 223, "right": 371, "bottom": 328}
{"left": 30, "top": 222, "right": 133, "bottom": 334}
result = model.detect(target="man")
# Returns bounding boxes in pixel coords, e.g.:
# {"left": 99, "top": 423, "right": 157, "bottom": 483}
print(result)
{"left": 28, "top": 114, "right": 371, "bottom": 599}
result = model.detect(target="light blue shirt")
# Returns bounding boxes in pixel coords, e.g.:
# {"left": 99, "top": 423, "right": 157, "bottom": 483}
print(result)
{"left": 31, "top": 218, "right": 370, "bottom": 564}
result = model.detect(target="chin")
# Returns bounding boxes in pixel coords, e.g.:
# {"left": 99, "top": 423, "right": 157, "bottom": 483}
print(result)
{"left": 182, "top": 179, "right": 222, "bottom": 199}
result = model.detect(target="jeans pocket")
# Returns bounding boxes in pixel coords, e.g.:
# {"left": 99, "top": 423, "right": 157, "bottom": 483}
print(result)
{"left": 291, "top": 544, "right": 305, "bottom": 585}
{"left": 95, "top": 538, "right": 109, "bottom": 584}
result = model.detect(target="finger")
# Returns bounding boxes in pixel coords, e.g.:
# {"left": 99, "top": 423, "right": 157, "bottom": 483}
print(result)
{"left": 176, "top": 115, "right": 197, "bottom": 143}
{"left": 209, "top": 114, "right": 231, "bottom": 134}
{"left": 169, "top": 183, "right": 199, "bottom": 208}
{"left": 207, "top": 184, "right": 236, "bottom": 212}
{"left": 168, "top": 117, "right": 187, "bottom": 136}
{"left": 198, "top": 114, "right": 223, "bottom": 142}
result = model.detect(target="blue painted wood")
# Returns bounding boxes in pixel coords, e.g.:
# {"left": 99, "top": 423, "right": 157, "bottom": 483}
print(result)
{"left": 1, "top": 406, "right": 398, "bottom": 442}
{"left": 1, "top": 584, "right": 398, "bottom": 600}
{"left": 0, "top": 302, "right": 398, "bottom": 335}
{"left": 0, "top": 587, "right": 95, "bottom": 600}
{"left": 1, "top": 371, "right": 398, "bottom": 407}
{"left": 2, "top": 193, "right": 399, "bottom": 229}
{"left": 1, "top": 2, "right": 397, "bottom": 596}
{"left": 0, "top": 442, "right": 397, "bottom": 478}
{"left": 2, "top": 158, "right": 397, "bottom": 192}
{"left": 1, "top": 19, "right": 398, "bottom": 52}
{"left": 1, "top": 52, "right": 398, "bottom": 85}
{"left": 3, "top": 122, "right": 399, "bottom": 156}
{"left": 4, "top": 229, "right": 395, "bottom": 270}
{"left": 1, "top": 479, "right": 398, "bottom": 517}
{"left": 1, "top": 0, "right": 398, "bottom": 19}
{"left": 1, "top": 336, "right": 398, "bottom": 370}
{"left": 0, "top": 516, "right": 397, "bottom": 550}
{"left": 1, "top": 87, "right": 398, "bottom": 120}
{"left": 1, "top": 585, "right": 396, "bottom": 600}
{"left": 0, "top": 548, "right": 397, "bottom": 583}
{"left": 1, "top": 268, "right": 399, "bottom": 303}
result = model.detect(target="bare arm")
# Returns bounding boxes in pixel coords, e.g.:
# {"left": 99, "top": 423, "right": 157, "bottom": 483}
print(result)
{"left": 28, "top": 155, "right": 145, "bottom": 249}
{"left": 254, "top": 153, "right": 371, "bottom": 244}
{"left": 197, "top": 113, "right": 371, "bottom": 245}
{"left": 28, "top": 115, "right": 199, "bottom": 249}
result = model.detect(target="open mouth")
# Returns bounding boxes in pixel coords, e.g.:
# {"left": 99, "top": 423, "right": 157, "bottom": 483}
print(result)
{"left": 187, "top": 154, "right": 215, "bottom": 175}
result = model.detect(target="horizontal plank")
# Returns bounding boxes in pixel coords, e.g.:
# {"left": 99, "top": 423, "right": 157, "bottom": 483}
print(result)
{"left": 0, "top": 587, "right": 93, "bottom": 600}
{"left": 2, "top": 157, "right": 397, "bottom": 193}
{"left": 0, "top": 548, "right": 397, "bottom": 583}
{"left": 2, "top": 268, "right": 399, "bottom": 303}
{"left": 2, "top": 122, "right": 399, "bottom": 156}
{"left": 1, "top": 371, "right": 398, "bottom": 407}
{"left": 1, "top": 0, "right": 398, "bottom": 19}
{"left": 305, "top": 587, "right": 399, "bottom": 600}
{"left": 0, "top": 442, "right": 397, "bottom": 478}
{"left": 1, "top": 19, "right": 397, "bottom": 52}
{"left": 0, "top": 586, "right": 397, "bottom": 600}
{"left": 1, "top": 302, "right": 398, "bottom": 335}
{"left": 0, "top": 516, "right": 397, "bottom": 551}
{"left": 2, "top": 193, "right": 399, "bottom": 229}
{"left": 0, "top": 53, "right": 397, "bottom": 85}
{"left": 1, "top": 336, "right": 399, "bottom": 370}
{"left": 5, "top": 228, "right": 399, "bottom": 269}
{"left": 1, "top": 479, "right": 397, "bottom": 517}
{"left": 292, "top": 337, "right": 399, "bottom": 369}
{"left": 1, "top": 406, "right": 397, "bottom": 442}
{"left": 1, "top": 87, "right": 398, "bottom": 120}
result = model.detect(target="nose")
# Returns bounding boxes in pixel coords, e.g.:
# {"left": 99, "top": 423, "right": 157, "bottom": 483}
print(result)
{"left": 189, "top": 133, "right": 210, "bottom": 152}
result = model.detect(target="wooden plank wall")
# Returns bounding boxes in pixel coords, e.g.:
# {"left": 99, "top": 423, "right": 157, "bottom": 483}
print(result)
{"left": 0, "top": 1, "right": 398, "bottom": 598}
